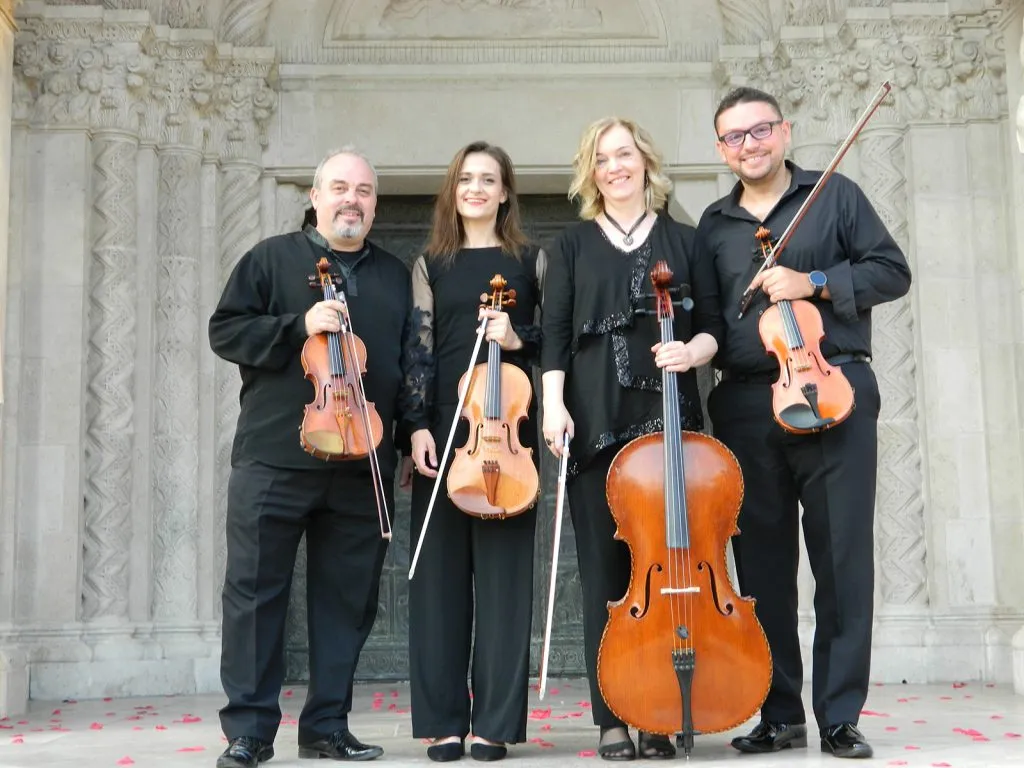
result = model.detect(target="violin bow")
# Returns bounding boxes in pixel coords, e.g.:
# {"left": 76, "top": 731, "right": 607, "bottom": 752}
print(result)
{"left": 337, "top": 289, "right": 393, "bottom": 540}
{"left": 737, "top": 80, "right": 893, "bottom": 319}
{"left": 538, "top": 432, "right": 570, "bottom": 700}
{"left": 408, "top": 315, "right": 489, "bottom": 579}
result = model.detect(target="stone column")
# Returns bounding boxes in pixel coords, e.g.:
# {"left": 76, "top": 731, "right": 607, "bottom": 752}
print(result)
{"left": 1012, "top": 7, "right": 1024, "bottom": 698}
{"left": 0, "top": 0, "right": 24, "bottom": 719}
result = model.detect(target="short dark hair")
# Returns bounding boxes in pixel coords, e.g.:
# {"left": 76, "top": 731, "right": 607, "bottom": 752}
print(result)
{"left": 714, "top": 87, "right": 784, "bottom": 131}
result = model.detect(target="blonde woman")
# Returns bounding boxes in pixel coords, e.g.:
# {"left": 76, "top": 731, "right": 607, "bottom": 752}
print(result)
{"left": 540, "top": 118, "right": 723, "bottom": 760}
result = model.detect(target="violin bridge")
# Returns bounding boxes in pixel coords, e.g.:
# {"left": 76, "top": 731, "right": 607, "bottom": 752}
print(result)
{"left": 482, "top": 460, "right": 500, "bottom": 505}
{"left": 661, "top": 587, "right": 701, "bottom": 595}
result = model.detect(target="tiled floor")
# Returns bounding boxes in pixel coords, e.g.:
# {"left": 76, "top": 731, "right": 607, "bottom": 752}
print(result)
{"left": 1, "top": 680, "right": 1021, "bottom": 766}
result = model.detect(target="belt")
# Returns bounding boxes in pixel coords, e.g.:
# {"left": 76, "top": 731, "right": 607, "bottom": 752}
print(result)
{"left": 722, "top": 353, "right": 870, "bottom": 384}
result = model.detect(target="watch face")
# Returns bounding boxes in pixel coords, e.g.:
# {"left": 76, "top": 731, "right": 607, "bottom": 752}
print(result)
{"left": 810, "top": 271, "right": 827, "bottom": 287}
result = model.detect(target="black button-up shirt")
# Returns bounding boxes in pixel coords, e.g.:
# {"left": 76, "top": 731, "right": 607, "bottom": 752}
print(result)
{"left": 693, "top": 161, "right": 912, "bottom": 375}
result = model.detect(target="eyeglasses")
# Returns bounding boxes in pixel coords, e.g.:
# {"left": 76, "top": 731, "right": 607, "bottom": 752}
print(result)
{"left": 717, "top": 120, "right": 783, "bottom": 148}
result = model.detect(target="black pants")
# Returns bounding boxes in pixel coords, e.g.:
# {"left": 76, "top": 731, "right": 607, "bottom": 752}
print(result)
{"left": 408, "top": 404, "right": 538, "bottom": 744}
{"left": 219, "top": 461, "right": 391, "bottom": 744}
{"left": 566, "top": 445, "right": 632, "bottom": 730}
{"left": 707, "top": 362, "right": 880, "bottom": 732}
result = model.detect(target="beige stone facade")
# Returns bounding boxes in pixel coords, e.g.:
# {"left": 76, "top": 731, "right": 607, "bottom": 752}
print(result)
{"left": 1, "top": 0, "right": 1023, "bottom": 717}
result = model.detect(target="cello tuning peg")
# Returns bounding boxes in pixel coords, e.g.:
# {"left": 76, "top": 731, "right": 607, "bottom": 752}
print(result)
{"left": 673, "top": 298, "right": 695, "bottom": 311}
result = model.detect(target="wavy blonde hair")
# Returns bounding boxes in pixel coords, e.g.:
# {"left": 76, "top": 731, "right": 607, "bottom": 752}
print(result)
{"left": 568, "top": 117, "right": 673, "bottom": 221}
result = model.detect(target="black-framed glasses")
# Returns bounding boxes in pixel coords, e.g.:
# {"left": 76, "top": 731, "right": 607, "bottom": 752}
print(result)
{"left": 717, "top": 120, "right": 783, "bottom": 148}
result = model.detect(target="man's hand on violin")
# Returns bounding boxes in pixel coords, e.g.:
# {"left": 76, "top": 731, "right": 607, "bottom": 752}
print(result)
{"left": 410, "top": 429, "right": 438, "bottom": 478}
{"left": 652, "top": 340, "right": 697, "bottom": 373}
{"left": 748, "top": 266, "right": 814, "bottom": 304}
{"left": 479, "top": 308, "right": 523, "bottom": 351}
{"left": 305, "top": 299, "right": 346, "bottom": 336}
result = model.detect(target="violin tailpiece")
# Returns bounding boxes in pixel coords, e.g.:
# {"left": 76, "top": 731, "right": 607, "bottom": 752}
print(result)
{"left": 482, "top": 460, "right": 500, "bottom": 505}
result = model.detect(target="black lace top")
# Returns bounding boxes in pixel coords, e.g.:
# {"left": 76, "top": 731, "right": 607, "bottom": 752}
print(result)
{"left": 540, "top": 215, "right": 723, "bottom": 477}
{"left": 402, "top": 245, "right": 546, "bottom": 432}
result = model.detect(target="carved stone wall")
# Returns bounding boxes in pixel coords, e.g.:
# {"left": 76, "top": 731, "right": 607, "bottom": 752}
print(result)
{"left": 1, "top": 0, "right": 277, "bottom": 707}
{"left": 2, "top": 0, "right": 1024, "bottom": 712}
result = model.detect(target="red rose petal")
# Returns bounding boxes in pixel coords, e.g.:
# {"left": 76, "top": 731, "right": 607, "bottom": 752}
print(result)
{"left": 1006, "top": 733, "right": 1022, "bottom": 739}
{"left": 885, "top": 726, "right": 899, "bottom": 732}
{"left": 177, "top": 746, "right": 206, "bottom": 752}
{"left": 179, "top": 715, "right": 202, "bottom": 723}
{"left": 861, "top": 710, "right": 890, "bottom": 717}
{"left": 116, "top": 759, "right": 134, "bottom": 766}
{"left": 549, "top": 688, "right": 560, "bottom": 695}
{"left": 541, "top": 725, "right": 552, "bottom": 732}
{"left": 90, "top": 722, "right": 104, "bottom": 730}
{"left": 905, "top": 745, "right": 921, "bottom": 750}
{"left": 578, "top": 750, "right": 597, "bottom": 757}
{"left": 529, "top": 708, "right": 552, "bottom": 720}
{"left": 11, "top": 737, "right": 24, "bottom": 744}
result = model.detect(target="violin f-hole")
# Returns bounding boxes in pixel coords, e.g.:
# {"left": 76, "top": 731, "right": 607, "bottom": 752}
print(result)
{"left": 696, "top": 561, "right": 734, "bottom": 617}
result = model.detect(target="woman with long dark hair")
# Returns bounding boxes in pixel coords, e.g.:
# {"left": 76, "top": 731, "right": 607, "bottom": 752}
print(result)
{"left": 403, "top": 141, "right": 545, "bottom": 762}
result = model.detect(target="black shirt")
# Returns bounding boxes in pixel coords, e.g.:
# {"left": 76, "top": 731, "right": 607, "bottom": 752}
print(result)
{"left": 209, "top": 228, "right": 416, "bottom": 477}
{"left": 403, "top": 246, "right": 544, "bottom": 432}
{"left": 694, "top": 161, "right": 912, "bottom": 375}
{"left": 541, "top": 215, "right": 720, "bottom": 476}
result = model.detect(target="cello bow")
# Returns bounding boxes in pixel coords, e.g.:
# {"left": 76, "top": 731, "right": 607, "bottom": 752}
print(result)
{"left": 538, "top": 432, "right": 570, "bottom": 700}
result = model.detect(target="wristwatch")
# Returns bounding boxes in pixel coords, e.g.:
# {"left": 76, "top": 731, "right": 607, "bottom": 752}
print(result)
{"left": 808, "top": 270, "right": 827, "bottom": 299}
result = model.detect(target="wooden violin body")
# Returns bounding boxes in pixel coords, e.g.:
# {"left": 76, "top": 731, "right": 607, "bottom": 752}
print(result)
{"left": 300, "top": 257, "right": 384, "bottom": 461}
{"left": 754, "top": 226, "right": 854, "bottom": 434}
{"left": 599, "top": 432, "right": 771, "bottom": 737}
{"left": 446, "top": 274, "right": 539, "bottom": 519}
{"left": 759, "top": 298, "right": 854, "bottom": 434}
{"left": 597, "top": 261, "right": 771, "bottom": 753}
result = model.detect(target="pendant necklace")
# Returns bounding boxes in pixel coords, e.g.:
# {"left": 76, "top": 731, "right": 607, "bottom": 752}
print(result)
{"left": 604, "top": 211, "right": 647, "bottom": 246}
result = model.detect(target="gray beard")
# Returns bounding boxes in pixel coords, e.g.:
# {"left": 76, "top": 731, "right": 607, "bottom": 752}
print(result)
{"left": 333, "top": 222, "right": 363, "bottom": 240}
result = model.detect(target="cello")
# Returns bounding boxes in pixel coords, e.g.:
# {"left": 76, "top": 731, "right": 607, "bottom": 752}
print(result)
{"left": 408, "top": 273, "right": 540, "bottom": 578}
{"left": 300, "top": 256, "right": 392, "bottom": 540}
{"left": 737, "top": 81, "right": 892, "bottom": 434}
{"left": 597, "top": 261, "right": 771, "bottom": 755}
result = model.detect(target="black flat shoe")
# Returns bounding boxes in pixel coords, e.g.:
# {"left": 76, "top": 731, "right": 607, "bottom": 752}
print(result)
{"left": 820, "top": 723, "right": 873, "bottom": 759}
{"left": 298, "top": 729, "right": 384, "bottom": 761}
{"left": 217, "top": 736, "right": 274, "bottom": 768}
{"left": 598, "top": 727, "right": 636, "bottom": 761}
{"left": 469, "top": 742, "right": 507, "bottom": 761}
{"left": 427, "top": 738, "right": 465, "bottom": 762}
{"left": 730, "top": 721, "right": 808, "bottom": 753}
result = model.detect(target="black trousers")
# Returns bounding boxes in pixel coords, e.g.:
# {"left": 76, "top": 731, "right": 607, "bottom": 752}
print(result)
{"left": 707, "top": 361, "right": 880, "bottom": 732}
{"left": 219, "top": 460, "right": 391, "bottom": 744}
{"left": 566, "top": 445, "right": 632, "bottom": 730}
{"left": 408, "top": 404, "right": 538, "bottom": 744}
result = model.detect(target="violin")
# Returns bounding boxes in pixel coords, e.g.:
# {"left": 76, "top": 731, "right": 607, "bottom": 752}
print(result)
{"left": 408, "top": 273, "right": 540, "bottom": 579}
{"left": 597, "top": 261, "right": 772, "bottom": 755}
{"left": 754, "top": 226, "right": 854, "bottom": 433}
{"left": 446, "top": 274, "right": 540, "bottom": 519}
{"left": 300, "top": 256, "right": 391, "bottom": 539}
{"left": 736, "top": 81, "right": 892, "bottom": 434}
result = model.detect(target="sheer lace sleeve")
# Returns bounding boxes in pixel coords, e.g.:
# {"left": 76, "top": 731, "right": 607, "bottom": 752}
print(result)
{"left": 401, "top": 255, "right": 435, "bottom": 432}
{"left": 510, "top": 246, "right": 545, "bottom": 366}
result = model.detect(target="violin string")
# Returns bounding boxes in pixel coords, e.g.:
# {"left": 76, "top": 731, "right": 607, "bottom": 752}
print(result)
{"left": 661, "top": 314, "right": 686, "bottom": 658}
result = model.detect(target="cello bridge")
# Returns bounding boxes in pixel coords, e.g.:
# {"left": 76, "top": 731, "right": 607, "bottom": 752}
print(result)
{"left": 661, "top": 587, "right": 701, "bottom": 595}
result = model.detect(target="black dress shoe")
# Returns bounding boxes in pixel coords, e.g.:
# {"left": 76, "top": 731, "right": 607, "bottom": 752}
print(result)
{"left": 730, "top": 721, "right": 808, "bottom": 753}
{"left": 820, "top": 723, "right": 873, "bottom": 759}
{"left": 298, "top": 729, "right": 384, "bottom": 761}
{"left": 217, "top": 736, "right": 274, "bottom": 768}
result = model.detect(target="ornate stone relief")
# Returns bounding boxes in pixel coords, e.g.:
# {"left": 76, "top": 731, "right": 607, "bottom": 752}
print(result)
{"left": 329, "top": 0, "right": 661, "bottom": 41}
{"left": 13, "top": 7, "right": 277, "bottom": 158}
{"left": 218, "top": 0, "right": 272, "bottom": 47}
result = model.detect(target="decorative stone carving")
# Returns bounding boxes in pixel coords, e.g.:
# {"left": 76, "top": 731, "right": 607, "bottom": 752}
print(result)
{"left": 83, "top": 133, "right": 139, "bottom": 621}
{"left": 717, "top": 0, "right": 775, "bottom": 45}
{"left": 155, "top": 0, "right": 206, "bottom": 29}
{"left": 14, "top": 7, "right": 277, "bottom": 159}
{"left": 218, "top": 0, "right": 272, "bottom": 47}
{"left": 328, "top": 0, "right": 661, "bottom": 42}
{"left": 152, "top": 148, "right": 202, "bottom": 620}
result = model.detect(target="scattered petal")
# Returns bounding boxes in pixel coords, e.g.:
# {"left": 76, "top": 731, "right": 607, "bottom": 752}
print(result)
{"left": 155, "top": 725, "right": 168, "bottom": 731}
{"left": 933, "top": 764, "right": 952, "bottom": 767}
{"left": 905, "top": 745, "right": 920, "bottom": 750}
{"left": 11, "top": 737, "right": 23, "bottom": 744}
{"left": 541, "top": 725, "right": 552, "bottom": 732}
{"left": 51, "top": 709, "right": 61, "bottom": 715}
{"left": 991, "top": 715, "right": 1004, "bottom": 720}
{"left": 529, "top": 708, "right": 552, "bottom": 720}
{"left": 887, "top": 762, "right": 907, "bottom": 766}
{"left": 1005, "top": 733, "right": 1021, "bottom": 739}
{"left": 391, "top": 690, "right": 399, "bottom": 698}
{"left": 550, "top": 688, "right": 560, "bottom": 695}
{"left": 90, "top": 722, "right": 104, "bottom": 730}
{"left": 578, "top": 750, "right": 597, "bottom": 758}
{"left": 913, "top": 720, "right": 927, "bottom": 724}
{"left": 283, "top": 690, "right": 294, "bottom": 698}
{"left": 861, "top": 710, "right": 890, "bottom": 717}
{"left": 177, "top": 747, "right": 206, "bottom": 752}
{"left": 116, "top": 758, "right": 135, "bottom": 766}
{"left": 952, "top": 682, "right": 967, "bottom": 688}
{"left": 178, "top": 715, "right": 202, "bottom": 724}
{"left": 885, "top": 726, "right": 899, "bottom": 732}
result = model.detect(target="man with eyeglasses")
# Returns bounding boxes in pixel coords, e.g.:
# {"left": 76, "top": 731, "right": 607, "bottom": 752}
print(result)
{"left": 690, "top": 87, "right": 912, "bottom": 760}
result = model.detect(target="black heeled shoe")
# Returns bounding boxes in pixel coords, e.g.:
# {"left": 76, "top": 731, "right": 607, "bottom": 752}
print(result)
{"left": 427, "top": 738, "right": 465, "bottom": 762}
{"left": 598, "top": 726, "right": 636, "bottom": 761}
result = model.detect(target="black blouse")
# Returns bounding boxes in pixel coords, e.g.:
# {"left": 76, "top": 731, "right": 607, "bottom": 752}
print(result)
{"left": 540, "top": 215, "right": 723, "bottom": 476}
{"left": 403, "top": 245, "right": 546, "bottom": 433}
